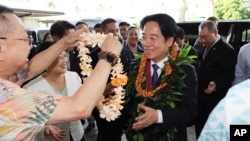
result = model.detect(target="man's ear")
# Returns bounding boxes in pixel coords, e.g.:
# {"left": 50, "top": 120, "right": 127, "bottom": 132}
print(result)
{"left": 166, "top": 37, "right": 175, "bottom": 47}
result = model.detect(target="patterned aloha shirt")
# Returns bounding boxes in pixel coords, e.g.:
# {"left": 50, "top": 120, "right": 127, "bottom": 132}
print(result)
{"left": 198, "top": 79, "right": 250, "bottom": 141}
{"left": 0, "top": 78, "right": 62, "bottom": 141}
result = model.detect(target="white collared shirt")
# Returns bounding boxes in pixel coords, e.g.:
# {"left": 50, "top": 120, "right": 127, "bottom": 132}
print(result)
{"left": 150, "top": 56, "right": 169, "bottom": 123}
{"left": 150, "top": 56, "right": 169, "bottom": 76}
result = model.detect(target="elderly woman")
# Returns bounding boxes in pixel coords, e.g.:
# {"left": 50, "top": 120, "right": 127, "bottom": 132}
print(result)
{"left": 0, "top": 5, "right": 122, "bottom": 141}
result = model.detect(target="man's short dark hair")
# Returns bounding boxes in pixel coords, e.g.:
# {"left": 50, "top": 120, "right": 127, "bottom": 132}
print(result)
{"left": 119, "top": 21, "right": 130, "bottom": 27}
{"left": 75, "top": 21, "right": 88, "bottom": 27}
{"left": 101, "top": 18, "right": 117, "bottom": 30}
{"left": 140, "top": 13, "right": 177, "bottom": 40}
{"left": 176, "top": 26, "right": 185, "bottom": 39}
{"left": 50, "top": 20, "right": 75, "bottom": 38}
{"left": 94, "top": 23, "right": 101, "bottom": 29}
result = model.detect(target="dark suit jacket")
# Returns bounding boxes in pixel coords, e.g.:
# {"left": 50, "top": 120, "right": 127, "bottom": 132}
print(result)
{"left": 198, "top": 37, "right": 237, "bottom": 105}
{"left": 69, "top": 48, "right": 82, "bottom": 79}
{"left": 144, "top": 65, "right": 197, "bottom": 141}
{"left": 90, "top": 46, "right": 131, "bottom": 141}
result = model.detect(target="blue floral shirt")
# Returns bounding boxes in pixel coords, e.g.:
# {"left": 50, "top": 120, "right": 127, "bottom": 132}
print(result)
{"left": 199, "top": 79, "right": 250, "bottom": 141}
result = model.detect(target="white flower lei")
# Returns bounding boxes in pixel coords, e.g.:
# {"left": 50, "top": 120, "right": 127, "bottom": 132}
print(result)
{"left": 78, "top": 33, "right": 127, "bottom": 121}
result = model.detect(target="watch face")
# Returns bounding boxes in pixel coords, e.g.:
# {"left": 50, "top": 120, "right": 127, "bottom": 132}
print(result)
{"left": 106, "top": 54, "right": 115, "bottom": 63}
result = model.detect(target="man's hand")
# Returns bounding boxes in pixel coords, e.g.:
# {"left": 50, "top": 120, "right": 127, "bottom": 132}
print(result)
{"left": 132, "top": 104, "right": 158, "bottom": 130}
{"left": 45, "top": 125, "right": 66, "bottom": 141}
{"left": 103, "top": 82, "right": 115, "bottom": 96}
{"left": 204, "top": 81, "right": 216, "bottom": 94}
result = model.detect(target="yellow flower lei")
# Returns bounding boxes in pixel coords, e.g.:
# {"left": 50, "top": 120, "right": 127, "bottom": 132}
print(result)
{"left": 78, "top": 33, "right": 128, "bottom": 121}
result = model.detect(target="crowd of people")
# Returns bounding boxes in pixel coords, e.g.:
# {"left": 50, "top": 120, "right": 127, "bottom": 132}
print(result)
{"left": 1, "top": 4, "right": 250, "bottom": 141}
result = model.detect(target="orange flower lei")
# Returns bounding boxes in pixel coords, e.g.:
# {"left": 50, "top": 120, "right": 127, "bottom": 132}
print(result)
{"left": 78, "top": 33, "right": 128, "bottom": 121}
{"left": 135, "top": 43, "right": 178, "bottom": 97}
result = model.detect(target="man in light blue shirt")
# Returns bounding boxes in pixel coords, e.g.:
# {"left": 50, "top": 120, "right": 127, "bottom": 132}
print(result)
{"left": 232, "top": 43, "right": 250, "bottom": 85}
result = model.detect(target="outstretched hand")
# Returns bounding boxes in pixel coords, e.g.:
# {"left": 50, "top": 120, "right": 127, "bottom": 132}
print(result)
{"left": 132, "top": 104, "right": 158, "bottom": 130}
{"left": 45, "top": 125, "right": 66, "bottom": 141}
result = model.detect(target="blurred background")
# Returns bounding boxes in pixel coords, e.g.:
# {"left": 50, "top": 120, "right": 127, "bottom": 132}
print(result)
{"left": 2, "top": 0, "right": 250, "bottom": 29}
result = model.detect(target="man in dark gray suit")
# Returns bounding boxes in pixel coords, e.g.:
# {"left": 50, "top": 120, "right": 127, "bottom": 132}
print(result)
{"left": 195, "top": 20, "right": 237, "bottom": 138}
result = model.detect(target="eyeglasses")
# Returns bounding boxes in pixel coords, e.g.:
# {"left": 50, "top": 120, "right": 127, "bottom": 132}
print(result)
{"left": 0, "top": 37, "right": 32, "bottom": 46}
{"left": 57, "top": 53, "right": 69, "bottom": 62}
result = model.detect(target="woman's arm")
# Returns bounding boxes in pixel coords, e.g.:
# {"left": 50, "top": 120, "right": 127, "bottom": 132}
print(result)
{"left": 47, "top": 35, "right": 122, "bottom": 124}
{"left": 26, "top": 29, "right": 85, "bottom": 81}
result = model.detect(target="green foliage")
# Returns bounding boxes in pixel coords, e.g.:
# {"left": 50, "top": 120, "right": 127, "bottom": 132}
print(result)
{"left": 133, "top": 133, "right": 144, "bottom": 141}
{"left": 48, "top": 1, "right": 56, "bottom": 9}
{"left": 215, "top": 0, "right": 250, "bottom": 20}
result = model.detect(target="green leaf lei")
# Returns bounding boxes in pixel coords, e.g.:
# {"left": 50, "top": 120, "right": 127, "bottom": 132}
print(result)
{"left": 125, "top": 43, "right": 196, "bottom": 141}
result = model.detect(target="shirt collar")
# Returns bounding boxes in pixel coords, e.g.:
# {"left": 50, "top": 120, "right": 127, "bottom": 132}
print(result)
{"left": 150, "top": 55, "right": 169, "bottom": 69}
{"left": 209, "top": 35, "right": 220, "bottom": 49}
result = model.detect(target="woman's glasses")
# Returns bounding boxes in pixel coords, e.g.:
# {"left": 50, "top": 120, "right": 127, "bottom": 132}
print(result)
{"left": 57, "top": 54, "right": 69, "bottom": 62}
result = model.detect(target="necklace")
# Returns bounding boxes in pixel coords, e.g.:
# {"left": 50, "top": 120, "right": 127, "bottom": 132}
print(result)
{"left": 135, "top": 43, "right": 178, "bottom": 97}
{"left": 78, "top": 33, "right": 128, "bottom": 121}
{"left": 135, "top": 54, "right": 169, "bottom": 97}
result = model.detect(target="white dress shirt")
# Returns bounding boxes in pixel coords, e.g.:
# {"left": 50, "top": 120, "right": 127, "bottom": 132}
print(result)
{"left": 150, "top": 56, "right": 169, "bottom": 123}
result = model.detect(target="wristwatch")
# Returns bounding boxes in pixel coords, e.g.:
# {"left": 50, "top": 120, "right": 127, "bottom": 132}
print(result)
{"left": 99, "top": 54, "right": 118, "bottom": 66}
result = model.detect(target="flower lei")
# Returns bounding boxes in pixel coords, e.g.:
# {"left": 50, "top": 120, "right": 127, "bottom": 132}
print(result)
{"left": 125, "top": 43, "right": 195, "bottom": 141}
{"left": 135, "top": 43, "right": 178, "bottom": 97}
{"left": 78, "top": 33, "right": 128, "bottom": 122}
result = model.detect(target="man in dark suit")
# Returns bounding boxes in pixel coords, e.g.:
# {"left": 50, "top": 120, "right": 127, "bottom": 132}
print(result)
{"left": 91, "top": 18, "right": 131, "bottom": 141}
{"left": 195, "top": 20, "right": 237, "bottom": 138}
{"left": 125, "top": 14, "right": 197, "bottom": 141}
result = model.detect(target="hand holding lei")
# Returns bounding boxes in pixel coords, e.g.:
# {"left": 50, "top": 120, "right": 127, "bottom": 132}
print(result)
{"left": 78, "top": 33, "right": 128, "bottom": 121}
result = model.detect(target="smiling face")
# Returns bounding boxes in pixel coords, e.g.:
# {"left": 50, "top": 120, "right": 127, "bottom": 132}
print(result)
{"left": 142, "top": 21, "right": 174, "bottom": 63}
{"left": 127, "top": 27, "right": 139, "bottom": 46}
{"left": 0, "top": 13, "right": 31, "bottom": 79}
{"left": 119, "top": 25, "right": 129, "bottom": 40}
{"left": 47, "top": 51, "right": 69, "bottom": 75}
{"left": 103, "top": 22, "right": 119, "bottom": 37}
